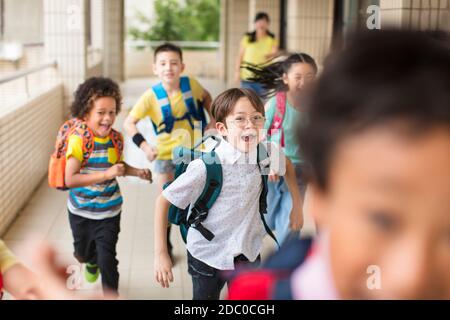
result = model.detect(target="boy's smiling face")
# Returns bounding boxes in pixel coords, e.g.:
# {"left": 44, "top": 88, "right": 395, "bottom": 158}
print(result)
{"left": 310, "top": 126, "right": 450, "bottom": 299}
{"left": 216, "top": 97, "right": 265, "bottom": 153}
{"left": 153, "top": 51, "right": 185, "bottom": 86}
{"left": 84, "top": 96, "right": 117, "bottom": 138}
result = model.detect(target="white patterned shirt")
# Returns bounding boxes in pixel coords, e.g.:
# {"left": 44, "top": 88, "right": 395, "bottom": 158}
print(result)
{"left": 162, "top": 137, "right": 286, "bottom": 270}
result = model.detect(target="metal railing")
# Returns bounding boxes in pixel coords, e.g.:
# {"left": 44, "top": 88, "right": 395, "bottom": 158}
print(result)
{"left": 0, "top": 61, "right": 57, "bottom": 98}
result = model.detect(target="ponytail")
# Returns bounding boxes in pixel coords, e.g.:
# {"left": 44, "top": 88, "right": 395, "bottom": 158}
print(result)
{"left": 242, "top": 53, "right": 318, "bottom": 99}
{"left": 246, "top": 30, "right": 275, "bottom": 43}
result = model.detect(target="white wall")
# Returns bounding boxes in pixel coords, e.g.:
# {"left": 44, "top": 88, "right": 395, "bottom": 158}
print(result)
{"left": 0, "top": 83, "right": 64, "bottom": 235}
{"left": 3, "top": 0, "right": 43, "bottom": 43}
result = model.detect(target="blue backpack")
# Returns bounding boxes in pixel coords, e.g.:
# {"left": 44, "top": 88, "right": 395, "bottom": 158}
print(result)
{"left": 151, "top": 76, "right": 207, "bottom": 135}
{"left": 164, "top": 136, "right": 279, "bottom": 246}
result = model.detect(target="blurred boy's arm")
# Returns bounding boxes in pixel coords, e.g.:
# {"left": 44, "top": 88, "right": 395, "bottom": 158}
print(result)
{"left": 154, "top": 194, "right": 174, "bottom": 288}
{"left": 123, "top": 162, "right": 152, "bottom": 182}
{"left": 284, "top": 157, "right": 304, "bottom": 231}
{"left": 3, "top": 263, "right": 41, "bottom": 299}
{"left": 1, "top": 240, "right": 38, "bottom": 299}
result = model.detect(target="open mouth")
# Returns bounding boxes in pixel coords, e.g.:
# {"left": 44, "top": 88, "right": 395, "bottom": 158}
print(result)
{"left": 99, "top": 124, "right": 111, "bottom": 132}
{"left": 241, "top": 132, "right": 257, "bottom": 143}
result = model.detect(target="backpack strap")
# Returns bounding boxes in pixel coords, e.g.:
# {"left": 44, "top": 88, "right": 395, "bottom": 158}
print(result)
{"left": 257, "top": 143, "right": 280, "bottom": 248}
{"left": 268, "top": 92, "right": 286, "bottom": 147}
{"left": 167, "top": 136, "right": 222, "bottom": 243}
{"left": 72, "top": 121, "right": 95, "bottom": 167}
{"left": 152, "top": 82, "right": 175, "bottom": 134}
{"left": 180, "top": 76, "right": 207, "bottom": 131}
{"left": 55, "top": 118, "right": 78, "bottom": 158}
{"left": 188, "top": 149, "right": 222, "bottom": 241}
{"left": 109, "top": 129, "right": 124, "bottom": 162}
{"left": 151, "top": 77, "right": 207, "bottom": 135}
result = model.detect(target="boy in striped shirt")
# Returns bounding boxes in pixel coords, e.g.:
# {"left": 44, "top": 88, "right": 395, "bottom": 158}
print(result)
{"left": 65, "top": 77, "right": 152, "bottom": 297}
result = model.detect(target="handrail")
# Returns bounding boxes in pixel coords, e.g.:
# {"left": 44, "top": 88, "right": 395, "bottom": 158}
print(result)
{"left": 0, "top": 61, "right": 57, "bottom": 85}
{"left": 23, "top": 42, "right": 44, "bottom": 47}
{"left": 0, "top": 61, "right": 57, "bottom": 98}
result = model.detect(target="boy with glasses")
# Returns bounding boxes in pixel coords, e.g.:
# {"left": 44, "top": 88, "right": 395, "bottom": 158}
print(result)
{"left": 153, "top": 88, "right": 301, "bottom": 299}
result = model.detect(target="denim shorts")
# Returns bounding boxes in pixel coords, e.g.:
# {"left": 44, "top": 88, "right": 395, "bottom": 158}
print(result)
{"left": 153, "top": 159, "right": 176, "bottom": 174}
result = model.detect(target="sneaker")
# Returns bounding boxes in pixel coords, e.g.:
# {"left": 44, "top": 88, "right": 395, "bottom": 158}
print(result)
{"left": 85, "top": 263, "right": 100, "bottom": 283}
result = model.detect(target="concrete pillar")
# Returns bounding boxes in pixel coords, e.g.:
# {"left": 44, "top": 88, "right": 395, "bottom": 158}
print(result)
{"left": 219, "top": 0, "right": 227, "bottom": 82}
{"left": 43, "top": 0, "right": 88, "bottom": 116}
{"left": 380, "top": 0, "right": 449, "bottom": 31}
{"left": 103, "top": 0, "right": 125, "bottom": 82}
{"left": 224, "top": 0, "right": 250, "bottom": 88}
{"left": 286, "top": 0, "right": 334, "bottom": 68}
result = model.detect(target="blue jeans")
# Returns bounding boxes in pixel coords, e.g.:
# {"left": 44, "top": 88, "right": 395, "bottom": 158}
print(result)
{"left": 240, "top": 80, "right": 265, "bottom": 98}
{"left": 266, "top": 164, "right": 307, "bottom": 245}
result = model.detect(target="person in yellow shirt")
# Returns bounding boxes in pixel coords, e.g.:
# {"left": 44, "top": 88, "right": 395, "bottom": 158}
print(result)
{"left": 235, "top": 12, "right": 279, "bottom": 97}
{"left": 124, "top": 43, "right": 213, "bottom": 258}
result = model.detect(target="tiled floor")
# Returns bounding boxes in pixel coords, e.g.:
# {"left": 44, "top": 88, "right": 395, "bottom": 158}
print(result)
{"left": 2, "top": 77, "right": 316, "bottom": 300}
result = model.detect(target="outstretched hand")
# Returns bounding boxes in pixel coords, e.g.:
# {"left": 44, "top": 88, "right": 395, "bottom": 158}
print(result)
{"left": 138, "top": 168, "right": 152, "bottom": 183}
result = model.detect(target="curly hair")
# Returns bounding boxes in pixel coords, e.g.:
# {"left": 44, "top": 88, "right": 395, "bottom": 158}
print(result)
{"left": 70, "top": 77, "right": 122, "bottom": 119}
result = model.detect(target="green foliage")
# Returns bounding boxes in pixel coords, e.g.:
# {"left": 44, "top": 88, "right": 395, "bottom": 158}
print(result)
{"left": 128, "top": 0, "right": 220, "bottom": 42}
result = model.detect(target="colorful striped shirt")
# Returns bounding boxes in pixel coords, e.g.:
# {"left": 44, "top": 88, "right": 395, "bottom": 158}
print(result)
{"left": 66, "top": 134, "right": 123, "bottom": 220}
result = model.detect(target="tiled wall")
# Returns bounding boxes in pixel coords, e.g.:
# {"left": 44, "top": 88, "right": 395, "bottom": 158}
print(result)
{"left": 2, "top": 0, "right": 43, "bottom": 43}
{"left": 43, "top": 0, "right": 88, "bottom": 117}
{"left": 249, "top": 0, "right": 281, "bottom": 39}
{"left": 103, "top": 0, "right": 125, "bottom": 82}
{"left": 224, "top": 0, "right": 250, "bottom": 87}
{"left": 0, "top": 84, "right": 64, "bottom": 235}
{"left": 380, "top": 0, "right": 449, "bottom": 31}
{"left": 286, "top": 0, "right": 334, "bottom": 68}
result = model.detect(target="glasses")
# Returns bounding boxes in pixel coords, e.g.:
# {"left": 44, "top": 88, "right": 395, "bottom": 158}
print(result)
{"left": 227, "top": 115, "right": 266, "bottom": 127}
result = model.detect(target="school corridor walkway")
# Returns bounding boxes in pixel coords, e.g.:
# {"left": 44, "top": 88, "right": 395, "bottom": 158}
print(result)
{"left": 1, "top": 77, "right": 315, "bottom": 300}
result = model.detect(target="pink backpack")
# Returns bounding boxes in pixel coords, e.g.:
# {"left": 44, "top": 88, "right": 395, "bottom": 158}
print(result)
{"left": 267, "top": 91, "right": 286, "bottom": 147}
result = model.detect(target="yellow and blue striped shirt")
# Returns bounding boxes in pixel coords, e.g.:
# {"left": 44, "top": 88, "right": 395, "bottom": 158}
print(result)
{"left": 66, "top": 135, "right": 123, "bottom": 220}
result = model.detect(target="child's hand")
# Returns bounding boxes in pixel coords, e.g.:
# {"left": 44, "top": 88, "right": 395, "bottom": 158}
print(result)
{"left": 137, "top": 168, "right": 152, "bottom": 182}
{"left": 268, "top": 169, "right": 280, "bottom": 182}
{"left": 154, "top": 252, "right": 173, "bottom": 288}
{"left": 105, "top": 163, "right": 126, "bottom": 180}
{"left": 289, "top": 201, "right": 304, "bottom": 231}
{"left": 142, "top": 144, "right": 158, "bottom": 162}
